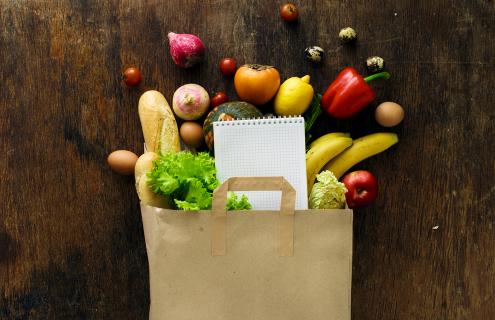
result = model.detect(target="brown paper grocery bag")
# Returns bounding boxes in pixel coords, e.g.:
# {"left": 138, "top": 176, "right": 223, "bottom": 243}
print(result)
{"left": 141, "top": 177, "right": 352, "bottom": 320}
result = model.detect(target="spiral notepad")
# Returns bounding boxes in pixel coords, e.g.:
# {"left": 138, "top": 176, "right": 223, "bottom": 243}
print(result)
{"left": 213, "top": 117, "right": 308, "bottom": 210}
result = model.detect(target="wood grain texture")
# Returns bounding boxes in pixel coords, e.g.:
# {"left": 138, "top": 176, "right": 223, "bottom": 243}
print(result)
{"left": 0, "top": 0, "right": 494, "bottom": 319}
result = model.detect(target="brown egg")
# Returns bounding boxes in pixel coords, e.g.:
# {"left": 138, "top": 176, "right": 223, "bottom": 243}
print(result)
{"left": 375, "top": 102, "right": 405, "bottom": 127}
{"left": 107, "top": 150, "right": 138, "bottom": 175}
{"left": 180, "top": 121, "right": 204, "bottom": 148}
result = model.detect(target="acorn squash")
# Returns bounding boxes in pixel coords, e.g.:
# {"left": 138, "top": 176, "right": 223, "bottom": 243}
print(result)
{"left": 203, "top": 101, "right": 262, "bottom": 150}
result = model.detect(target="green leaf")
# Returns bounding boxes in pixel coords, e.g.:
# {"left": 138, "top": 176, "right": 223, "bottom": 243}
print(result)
{"left": 226, "top": 192, "right": 252, "bottom": 210}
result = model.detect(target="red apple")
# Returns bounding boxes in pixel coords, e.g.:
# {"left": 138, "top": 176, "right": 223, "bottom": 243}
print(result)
{"left": 341, "top": 170, "right": 378, "bottom": 209}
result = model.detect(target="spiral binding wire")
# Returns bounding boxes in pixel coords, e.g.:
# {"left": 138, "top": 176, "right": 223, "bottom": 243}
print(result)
{"left": 213, "top": 115, "right": 304, "bottom": 127}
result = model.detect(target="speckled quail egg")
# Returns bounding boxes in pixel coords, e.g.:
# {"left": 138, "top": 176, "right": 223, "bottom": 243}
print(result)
{"left": 304, "top": 46, "right": 325, "bottom": 63}
{"left": 366, "top": 56, "right": 385, "bottom": 73}
{"left": 339, "top": 27, "right": 357, "bottom": 43}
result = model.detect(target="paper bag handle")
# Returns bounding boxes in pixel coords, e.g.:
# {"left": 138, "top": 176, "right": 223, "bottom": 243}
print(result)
{"left": 211, "top": 176, "right": 296, "bottom": 257}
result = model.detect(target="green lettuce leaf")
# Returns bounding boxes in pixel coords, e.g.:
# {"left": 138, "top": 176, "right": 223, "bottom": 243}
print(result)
{"left": 147, "top": 151, "right": 250, "bottom": 211}
{"left": 226, "top": 192, "right": 252, "bottom": 210}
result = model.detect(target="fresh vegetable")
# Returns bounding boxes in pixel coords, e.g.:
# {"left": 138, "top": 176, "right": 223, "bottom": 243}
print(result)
{"left": 172, "top": 84, "right": 210, "bottom": 120}
{"left": 375, "top": 102, "right": 404, "bottom": 127}
{"left": 280, "top": 3, "right": 298, "bottom": 22}
{"left": 138, "top": 90, "right": 181, "bottom": 154}
{"left": 226, "top": 192, "right": 252, "bottom": 210}
{"left": 308, "top": 171, "right": 347, "bottom": 209}
{"left": 274, "top": 75, "right": 314, "bottom": 116}
{"left": 234, "top": 64, "right": 281, "bottom": 105}
{"left": 306, "top": 135, "right": 352, "bottom": 193}
{"left": 210, "top": 92, "right": 229, "bottom": 108}
{"left": 135, "top": 152, "right": 171, "bottom": 208}
{"left": 219, "top": 58, "right": 237, "bottom": 76}
{"left": 203, "top": 101, "right": 263, "bottom": 150}
{"left": 179, "top": 122, "right": 204, "bottom": 148}
{"left": 302, "top": 93, "right": 322, "bottom": 143}
{"left": 107, "top": 150, "right": 138, "bottom": 175}
{"left": 147, "top": 151, "right": 251, "bottom": 210}
{"left": 167, "top": 32, "right": 205, "bottom": 68}
{"left": 322, "top": 67, "right": 391, "bottom": 119}
{"left": 323, "top": 132, "right": 399, "bottom": 179}
{"left": 339, "top": 27, "right": 357, "bottom": 42}
{"left": 123, "top": 67, "right": 142, "bottom": 87}
{"left": 366, "top": 56, "right": 385, "bottom": 73}
{"left": 304, "top": 46, "right": 324, "bottom": 63}
{"left": 342, "top": 170, "right": 378, "bottom": 209}
{"left": 148, "top": 152, "right": 217, "bottom": 210}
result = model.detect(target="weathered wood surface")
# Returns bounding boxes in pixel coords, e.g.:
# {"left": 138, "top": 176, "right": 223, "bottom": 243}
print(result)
{"left": 1, "top": 1, "right": 494, "bottom": 319}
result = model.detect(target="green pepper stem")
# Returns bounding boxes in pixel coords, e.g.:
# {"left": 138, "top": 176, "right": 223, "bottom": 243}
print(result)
{"left": 364, "top": 71, "right": 391, "bottom": 83}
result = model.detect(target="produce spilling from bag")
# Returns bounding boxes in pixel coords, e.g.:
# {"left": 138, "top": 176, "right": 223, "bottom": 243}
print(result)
{"left": 108, "top": 6, "right": 403, "bottom": 211}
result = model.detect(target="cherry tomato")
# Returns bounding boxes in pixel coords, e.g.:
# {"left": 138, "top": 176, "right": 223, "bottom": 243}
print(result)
{"left": 219, "top": 58, "right": 237, "bottom": 76}
{"left": 280, "top": 3, "right": 298, "bottom": 22}
{"left": 210, "top": 92, "right": 229, "bottom": 108}
{"left": 123, "top": 67, "right": 142, "bottom": 87}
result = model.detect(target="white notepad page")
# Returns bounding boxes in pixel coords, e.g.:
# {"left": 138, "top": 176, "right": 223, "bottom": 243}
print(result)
{"left": 214, "top": 117, "right": 308, "bottom": 210}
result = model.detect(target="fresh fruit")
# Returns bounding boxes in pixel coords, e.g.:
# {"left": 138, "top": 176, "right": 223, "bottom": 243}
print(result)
{"left": 323, "top": 132, "right": 399, "bottom": 179}
{"left": 138, "top": 90, "right": 180, "bottom": 154}
{"left": 167, "top": 32, "right": 205, "bottom": 68}
{"left": 234, "top": 64, "right": 281, "bottom": 105}
{"left": 210, "top": 92, "right": 229, "bottom": 108}
{"left": 179, "top": 122, "right": 204, "bottom": 148}
{"left": 203, "top": 101, "right": 262, "bottom": 149}
{"left": 306, "top": 136, "right": 353, "bottom": 192}
{"left": 172, "top": 84, "right": 210, "bottom": 120}
{"left": 274, "top": 75, "right": 314, "bottom": 116}
{"left": 309, "top": 132, "right": 351, "bottom": 150}
{"left": 123, "top": 67, "right": 142, "bottom": 87}
{"left": 280, "top": 3, "right": 298, "bottom": 22}
{"left": 219, "top": 58, "right": 237, "bottom": 76}
{"left": 342, "top": 170, "right": 378, "bottom": 208}
{"left": 375, "top": 102, "right": 404, "bottom": 127}
{"left": 107, "top": 150, "right": 139, "bottom": 175}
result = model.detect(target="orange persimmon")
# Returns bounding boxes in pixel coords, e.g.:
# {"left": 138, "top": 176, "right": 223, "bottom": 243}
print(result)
{"left": 234, "top": 64, "right": 281, "bottom": 105}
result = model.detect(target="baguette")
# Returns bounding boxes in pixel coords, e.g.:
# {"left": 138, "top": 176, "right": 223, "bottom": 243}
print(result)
{"left": 134, "top": 152, "right": 172, "bottom": 208}
{"left": 138, "top": 90, "right": 180, "bottom": 154}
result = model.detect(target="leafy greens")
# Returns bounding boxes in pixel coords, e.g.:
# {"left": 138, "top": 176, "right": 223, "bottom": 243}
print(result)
{"left": 147, "top": 151, "right": 251, "bottom": 211}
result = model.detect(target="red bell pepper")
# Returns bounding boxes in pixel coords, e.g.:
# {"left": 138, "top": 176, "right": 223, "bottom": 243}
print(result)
{"left": 322, "top": 67, "right": 390, "bottom": 119}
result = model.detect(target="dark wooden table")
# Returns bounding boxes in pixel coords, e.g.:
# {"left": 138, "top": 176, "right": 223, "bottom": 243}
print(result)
{"left": 1, "top": 1, "right": 494, "bottom": 319}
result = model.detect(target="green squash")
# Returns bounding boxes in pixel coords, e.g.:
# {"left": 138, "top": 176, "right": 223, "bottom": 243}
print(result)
{"left": 203, "top": 101, "right": 263, "bottom": 150}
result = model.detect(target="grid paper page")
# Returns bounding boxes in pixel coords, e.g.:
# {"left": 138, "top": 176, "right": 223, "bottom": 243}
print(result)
{"left": 213, "top": 117, "right": 308, "bottom": 210}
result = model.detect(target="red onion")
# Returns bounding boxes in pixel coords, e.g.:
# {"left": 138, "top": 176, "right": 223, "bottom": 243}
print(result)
{"left": 167, "top": 32, "right": 205, "bottom": 68}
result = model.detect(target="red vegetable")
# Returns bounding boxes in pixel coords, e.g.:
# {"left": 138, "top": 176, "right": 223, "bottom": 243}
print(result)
{"left": 219, "top": 58, "right": 237, "bottom": 76}
{"left": 280, "top": 3, "right": 298, "bottom": 22}
{"left": 123, "top": 67, "right": 142, "bottom": 87}
{"left": 210, "top": 92, "right": 228, "bottom": 108}
{"left": 167, "top": 32, "right": 205, "bottom": 68}
{"left": 322, "top": 67, "right": 390, "bottom": 119}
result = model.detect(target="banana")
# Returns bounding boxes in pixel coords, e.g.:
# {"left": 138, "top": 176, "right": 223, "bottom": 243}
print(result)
{"left": 306, "top": 136, "right": 353, "bottom": 193}
{"left": 323, "top": 132, "right": 399, "bottom": 179}
{"left": 309, "top": 132, "right": 351, "bottom": 150}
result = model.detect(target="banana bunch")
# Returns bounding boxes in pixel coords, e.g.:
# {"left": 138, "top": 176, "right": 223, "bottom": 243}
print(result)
{"left": 306, "top": 132, "right": 398, "bottom": 191}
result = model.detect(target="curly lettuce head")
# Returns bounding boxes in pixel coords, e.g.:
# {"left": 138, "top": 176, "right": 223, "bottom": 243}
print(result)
{"left": 309, "top": 170, "right": 347, "bottom": 209}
